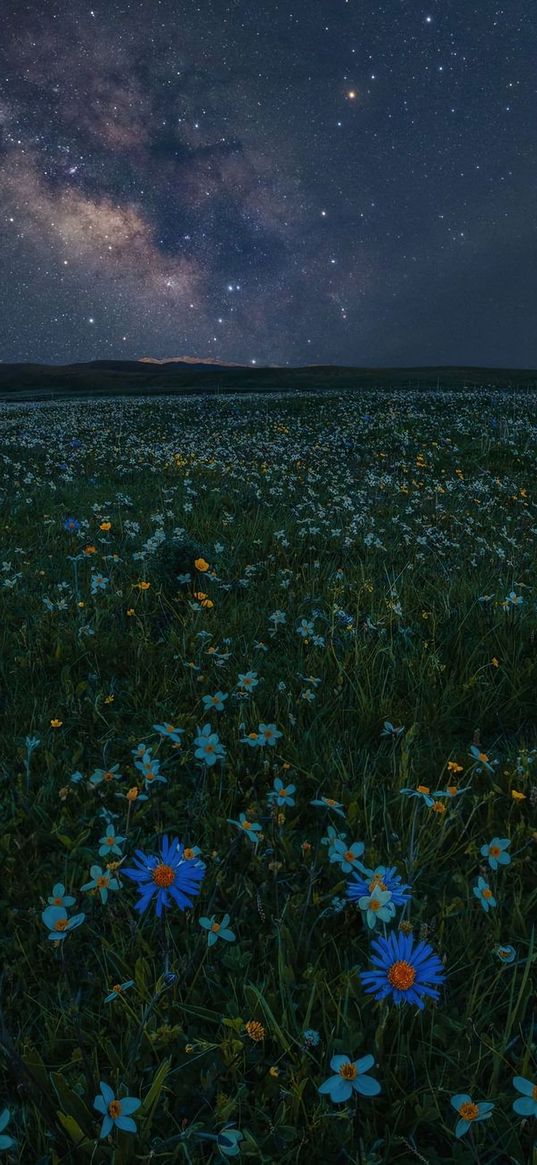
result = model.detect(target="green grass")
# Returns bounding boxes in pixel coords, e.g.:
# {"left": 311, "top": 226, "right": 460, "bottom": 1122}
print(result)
{"left": 0, "top": 388, "right": 536, "bottom": 1164}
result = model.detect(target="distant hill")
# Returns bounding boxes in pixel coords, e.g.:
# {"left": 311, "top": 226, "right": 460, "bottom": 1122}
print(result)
{"left": 0, "top": 360, "right": 536, "bottom": 402}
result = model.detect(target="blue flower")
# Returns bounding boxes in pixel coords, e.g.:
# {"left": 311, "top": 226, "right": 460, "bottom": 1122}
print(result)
{"left": 202, "top": 691, "right": 228, "bottom": 712}
{"left": 41, "top": 905, "right": 85, "bottom": 941}
{"left": 258, "top": 723, "right": 282, "bottom": 746}
{"left": 216, "top": 1126, "right": 244, "bottom": 1157}
{"left": 0, "top": 1108, "right": 15, "bottom": 1151}
{"left": 89, "top": 764, "right": 123, "bottom": 786}
{"left": 318, "top": 1054, "right": 381, "bottom": 1102}
{"left": 194, "top": 723, "right": 226, "bottom": 766}
{"left": 347, "top": 865, "right": 411, "bottom": 908}
{"left": 98, "top": 825, "right": 126, "bottom": 857}
{"left": 493, "top": 944, "right": 517, "bottom": 964}
{"left": 48, "top": 882, "right": 76, "bottom": 908}
{"left": 359, "top": 930, "right": 445, "bottom": 1009}
{"left": 329, "top": 839, "right": 364, "bottom": 873}
{"left": 90, "top": 573, "right": 110, "bottom": 595}
{"left": 480, "top": 837, "right": 511, "bottom": 870}
{"left": 320, "top": 825, "right": 347, "bottom": 856}
{"left": 93, "top": 1082, "right": 141, "bottom": 1138}
{"left": 381, "top": 721, "right": 404, "bottom": 738}
{"left": 450, "top": 1094, "right": 494, "bottom": 1138}
{"left": 81, "top": 865, "right": 120, "bottom": 905}
{"left": 358, "top": 886, "right": 396, "bottom": 930}
{"left": 473, "top": 876, "right": 496, "bottom": 913}
{"left": 469, "top": 745, "right": 494, "bottom": 774}
{"left": 104, "top": 979, "right": 135, "bottom": 1003}
{"left": 199, "top": 913, "right": 236, "bottom": 946}
{"left": 153, "top": 722, "right": 185, "bottom": 744}
{"left": 227, "top": 813, "right": 262, "bottom": 843}
{"left": 311, "top": 795, "right": 346, "bottom": 819}
{"left": 135, "top": 753, "right": 167, "bottom": 790}
{"left": 236, "top": 670, "right": 259, "bottom": 692}
{"left": 302, "top": 1028, "right": 320, "bottom": 1048}
{"left": 268, "top": 777, "right": 296, "bottom": 807}
{"left": 122, "top": 835, "right": 205, "bottom": 917}
{"left": 64, "top": 517, "right": 80, "bottom": 533}
{"left": 296, "top": 618, "right": 314, "bottom": 638}
{"left": 400, "top": 785, "right": 441, "bottom": 807}
{"left": 512, "top": 1076, "right": 537, "bottom": 1118}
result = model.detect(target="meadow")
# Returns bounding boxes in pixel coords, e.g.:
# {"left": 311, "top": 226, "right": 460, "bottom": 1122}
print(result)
{"left": 0, "top": 387, "right": 535, "bottom": 1164}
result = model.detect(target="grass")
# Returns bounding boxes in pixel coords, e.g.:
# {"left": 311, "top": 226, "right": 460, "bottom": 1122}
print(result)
{"left": 0, "top": 387, "right": 536, "bottom": 1164}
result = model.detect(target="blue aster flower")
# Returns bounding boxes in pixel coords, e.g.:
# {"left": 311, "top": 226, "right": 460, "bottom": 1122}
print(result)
{"left": 302, "top": 1028, "right": 320, "bottom": 1048}
{"left": 93, "top": 1082, "right": 141, "bottom": 1138}
{"left": 480, "top": 837, "right": 511, "bottom": 870}
{"left": 359, "top": 930, "right": 445, "bottom": 1009}
{"left": 89, "top": 763, "right": 123, "bottom": 786}
{"left": 318, "top": 1054, "right": 381, "bottom": 1102}
{"left": 347, "top": 865, "right": 411, "bottom": 908}
{"left": 227, "top": 812, "right": 262, "bottom": 843}
{"left": 122, "top": 835, "right": 205, "bottom": 917}
{"left": 512, "top": 1076, "right": 537, "bottom": 1117}
{"left": 257, "top": 722, "right": 282, "bottom": 746}
{"left": 450, "top": 1094, "right": 494, "bottom": 1138}
{"left": 63, "top": 517, "right": 80, "bottom": 533}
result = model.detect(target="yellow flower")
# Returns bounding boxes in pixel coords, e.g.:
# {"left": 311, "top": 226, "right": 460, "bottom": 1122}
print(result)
{"left": 269, "top": 1066, "right": 280, "bottom": 1078}
{"left": 78, "top": 601, "right": 85, "bottom": 608}
{"left": 194, "top": 557, "right": 210, "bottom": 572}
{"left": 50, "top": 719, "right": 63, "bottom": 728}
{"left": 104, "top": 695, "right": 114, "bottom": 704}
{"left": 99, "top": 521, "right": 112, "bottom": 532}
{"left": 511, "top": 789, "right": 526, "bottom": 801}
{"left": 136, "top": 581, "right": 151, "bottom": 590}
{"left": 245, "top": 1020, "right": 266, "bottom": 1042}
{"left": 447, "top": 761, "right": 463, "bottom": 773}
{"left": 126, "top": 608, "right": 135, "bottom": 616}
{"left": 491, "top": 657, "right": 500, "bottom": 668}
{"left": 126, "top": 786, "right": 139, "bottom": 802}
{"left": 83, "top": 545, "right": 97, "bottom": 555}
{"left": 432, "top": 801, "right": 446, "bottom": 815}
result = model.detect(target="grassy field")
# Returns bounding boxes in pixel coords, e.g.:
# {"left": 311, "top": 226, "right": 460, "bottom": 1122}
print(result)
{"left": 0, "top": 388, "right": 535, "bottom": 1164}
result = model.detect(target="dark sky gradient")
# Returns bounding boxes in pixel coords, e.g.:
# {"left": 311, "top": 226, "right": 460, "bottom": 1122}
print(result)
{"left": 1, "top": 1, "right": 535, "bottom": 366}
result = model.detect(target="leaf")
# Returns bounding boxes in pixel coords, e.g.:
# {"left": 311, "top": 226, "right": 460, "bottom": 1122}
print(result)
{"left": 139, "top": 1055, "right": 172, "bottom": 1118}
{"left": 56, "top": 1111, "right": 93, "bottom": 1154}
{"left": 51, "top": 1073, "right": 94, "bottom": 1134}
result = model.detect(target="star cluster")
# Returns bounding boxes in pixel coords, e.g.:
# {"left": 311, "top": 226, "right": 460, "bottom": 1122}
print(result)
{"left": 0, "top": 1, "right": 535, "bottom": 365}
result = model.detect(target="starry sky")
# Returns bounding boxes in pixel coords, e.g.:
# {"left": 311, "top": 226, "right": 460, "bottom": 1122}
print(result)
{"left": 0, "top": 1, "right": 535, "bottom": 367}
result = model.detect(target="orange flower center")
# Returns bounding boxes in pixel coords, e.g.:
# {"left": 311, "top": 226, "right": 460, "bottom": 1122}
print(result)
{"left": 489, "top": 845, "right": 501, "bottom": 857}
{"left": 417, "top": 785, "right": 430, "bottom": 794}
{"left": 103, "top": 771, "right": 114, "bottom": 782}
{"left": 532, "top": 1086, "right": 537, "bottom": 1101}
{"left": 96, "top": 876, "right": 109, "bottom": 889}
{"left": 324, "top": 798, "right": 337, "bottom": 806}
{"left": 458, "top": 1102, "right": 479, "bottom": 1122}
{"left": 108, "top": 1099, "right": 122, "bottom": 1119}
{"left": 369, "top": 898, "right": 381, "bottom": 911}
{"left": 106, "top": 837, "right": 115, "bottom": 845}
{"left": 53, "top": 896, "right": 63, "bottom": 905}
{"left": 242, "top": 820, "right": 252, "bottom": 830}
{"left": 54, "top": 918, "right": 68, "bottom": 931}
{"left": 211, "top": 922, "right": 221, "bottom": 933}
{"left": 112, "top": 983, "right": 122, "bottom": 993}
{"left": 183, "top": 848, "right": 194, "bottom": 860}
{"left": 152, "top": 863, "right": 176, "bottom": 888}
{"left": 369, "top": 876, "right": 387, "bottom": 892}
{"left": 344, "top": 850, "right": 356, "bottom": 862}
{"left": 482, "top": 888, "right": 492, "bottom": 899}
{"left": 387, "top": 960, "right": 416, "bottom": 990}
{"left": 479, "top": 752, "right": 488, "bottom": 763}
{"left": 339, "top": 1063, "right": 357, "bottom": 1080}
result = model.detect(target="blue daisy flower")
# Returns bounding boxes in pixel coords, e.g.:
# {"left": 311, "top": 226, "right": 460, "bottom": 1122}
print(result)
{"left": 473, "top": 876, "right": 496, "bottom": 912}
{"left": 347, "top": 865, "right": 411, "bottom": 908}
{"left": 122, "top": 835, "right": 205, "bottom": 917}
{"left": 359, "top": 930, "right": 445, "bottom": 1009}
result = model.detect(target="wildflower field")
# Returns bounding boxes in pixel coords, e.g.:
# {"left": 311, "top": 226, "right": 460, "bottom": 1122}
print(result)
{"left": 0, "top": 388, "right": 536, "bottom": 1164}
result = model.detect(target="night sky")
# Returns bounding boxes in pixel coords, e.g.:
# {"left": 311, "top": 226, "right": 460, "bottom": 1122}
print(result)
{"left": 1, "top": 1, "right": 535, "bottom": 367}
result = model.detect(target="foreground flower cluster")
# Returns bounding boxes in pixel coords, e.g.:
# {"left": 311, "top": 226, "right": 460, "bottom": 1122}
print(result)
{"left": 1, "top": 388, "right": 536, "bottom": 1161}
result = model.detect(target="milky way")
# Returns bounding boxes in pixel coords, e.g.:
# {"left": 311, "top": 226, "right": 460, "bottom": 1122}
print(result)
{"left": 0, "top": 1, "right": 535, "bottom": 365}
